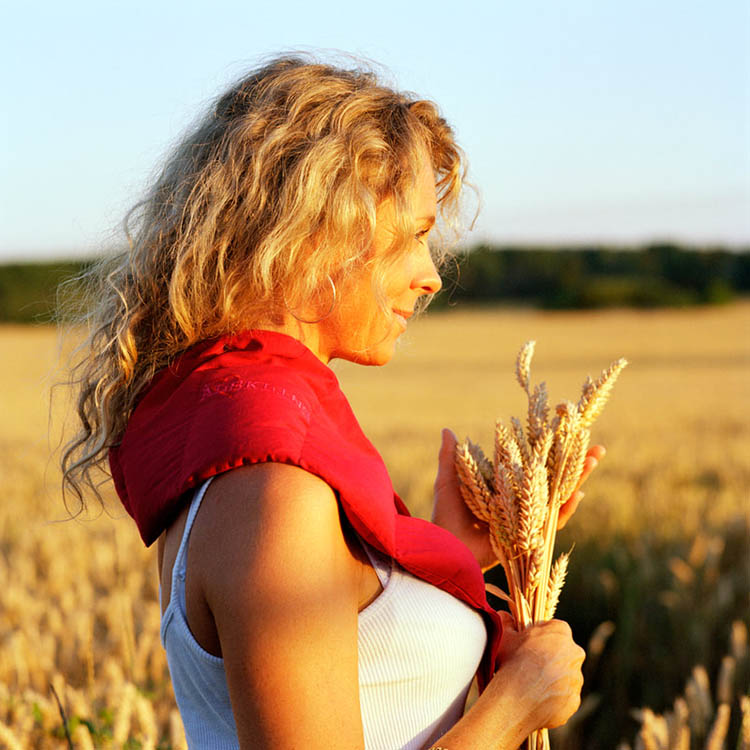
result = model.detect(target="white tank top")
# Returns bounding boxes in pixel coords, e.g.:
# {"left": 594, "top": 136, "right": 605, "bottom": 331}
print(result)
{"left": 161, "top": 478, "right": 487, "bottom": 749}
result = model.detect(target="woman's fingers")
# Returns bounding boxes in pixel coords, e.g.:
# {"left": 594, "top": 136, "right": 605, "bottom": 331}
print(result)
{"left": 493, "top": 619, "right": 585, "bottom": 730}
{"left": 588, "top": 444, "right": 606, "bottom": 462}
{"left": 497, "top": 610, "right": 525, "bottom": 662}
{"left": 575, "top": 445, "right": 605, "bottom": 491}
{"left": 557, "top": 491, "right": 583, "bottom": 530}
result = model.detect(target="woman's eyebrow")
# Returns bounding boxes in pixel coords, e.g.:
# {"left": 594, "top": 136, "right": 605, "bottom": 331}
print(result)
{"left": 417, "top": 214, "right": 436, "bottom": 225}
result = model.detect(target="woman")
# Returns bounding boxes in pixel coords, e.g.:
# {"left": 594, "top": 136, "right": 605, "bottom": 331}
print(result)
{"left": 63, "top": 55, "right": 593, "bottom": 749}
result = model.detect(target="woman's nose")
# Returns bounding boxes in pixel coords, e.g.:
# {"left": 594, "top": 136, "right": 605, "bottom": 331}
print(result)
{"left": 411, "top": 243, "right": 442, "bottom": 295}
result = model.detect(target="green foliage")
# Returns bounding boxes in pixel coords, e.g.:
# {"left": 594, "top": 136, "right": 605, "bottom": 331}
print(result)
{"left": 0, "top": 260, "right": 93, "bottom": 323}
{"left": 1, "top": 245, "right": 749, "bottom": 322}
{"left": 438, "top": 243, "right": 750, "bottom": 310}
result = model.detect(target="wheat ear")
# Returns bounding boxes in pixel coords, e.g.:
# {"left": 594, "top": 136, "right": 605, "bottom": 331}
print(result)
{"left": 545, "top": 550, "right": 571, "bottom": 620}
{"left": 668, "top": 697, "right": 690, "bottom": 750}
{"left": 577, "top": 358, "right": 628, "bottom": 429}
{"left": 455, "top": 441, "right": 493, "bottom": 523}
{"left": 516, "top": 340, "right": 535, "bottom": 394}
{"left": 739, "top": 695, "right": 750, "bottom": 750}
{"left": 705, "top": 703, "right": 731, "bottom": 750}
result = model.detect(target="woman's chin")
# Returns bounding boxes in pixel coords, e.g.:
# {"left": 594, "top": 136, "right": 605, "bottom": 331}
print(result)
{"left": 336, "top": 340, "right": 397, "bottom": 367}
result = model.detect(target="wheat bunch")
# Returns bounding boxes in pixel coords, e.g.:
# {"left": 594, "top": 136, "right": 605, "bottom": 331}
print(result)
{"left": 455, "top": 341, "right": 627, "bottom": 750}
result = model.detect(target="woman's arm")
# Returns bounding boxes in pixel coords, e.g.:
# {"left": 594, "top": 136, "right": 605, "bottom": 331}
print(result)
{"left": 187, "top": 462, "right": 584, "bottom": 750}
{"left": 187, "top": 463, "right": 366, "bottom": 749}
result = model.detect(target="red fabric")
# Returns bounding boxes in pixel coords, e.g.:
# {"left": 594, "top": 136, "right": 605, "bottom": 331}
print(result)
{"left": 109, "top": 329, "right": 502, "bottom": 688}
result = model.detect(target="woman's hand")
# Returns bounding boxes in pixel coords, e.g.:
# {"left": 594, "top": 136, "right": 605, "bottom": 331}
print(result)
{"left": 557, "top": 444, "right": 606, "bottom": 530}
{"left": 436, "top": 614, "right": 585, "bottom": 749}
{"left": 432, "top": 428, "right": 498, "bottom": 571}
{"left": 494, "top": 615, "right": 586, "bottom": 730}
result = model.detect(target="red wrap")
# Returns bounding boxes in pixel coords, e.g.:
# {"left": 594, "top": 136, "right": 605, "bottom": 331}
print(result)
{"left": 109, "top": 329, "right": 502, "bottom": 688}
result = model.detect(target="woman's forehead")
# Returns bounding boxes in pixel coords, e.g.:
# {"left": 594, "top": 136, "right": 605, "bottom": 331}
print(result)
{"left": 414, "top": 157, "right": 438, "bottom": 219}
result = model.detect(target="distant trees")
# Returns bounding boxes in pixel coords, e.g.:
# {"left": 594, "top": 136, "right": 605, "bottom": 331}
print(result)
{"left": 436, "top": 243, "right": 749, "bottom": 309}
{"left": 0, "top": 261, "right": 92, "bottom": 324}
{"left": 0, "top": 244, "right": 748, "bottom": 323}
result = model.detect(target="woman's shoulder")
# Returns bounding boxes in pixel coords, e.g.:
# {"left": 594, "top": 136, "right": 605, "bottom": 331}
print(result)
{"left": 189, "top": 462, "right": 361, "bottom": 607}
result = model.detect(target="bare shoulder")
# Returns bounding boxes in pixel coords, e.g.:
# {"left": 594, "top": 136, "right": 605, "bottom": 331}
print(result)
{"left": 185, "top": 466, "right": 366, "bottom": 747}
{"left": 188, "top": 462, "right": 359, "bottom": 605}
{"left": 195, "top": 462, "right": 343, "bottom": 547}
{"left": 205, "top": 461, "right": 337, "bottom": 510}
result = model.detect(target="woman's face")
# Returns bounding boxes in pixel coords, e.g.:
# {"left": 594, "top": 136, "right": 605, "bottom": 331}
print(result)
{"left": 320, "top": 155, "right": 442, "bottom": 366}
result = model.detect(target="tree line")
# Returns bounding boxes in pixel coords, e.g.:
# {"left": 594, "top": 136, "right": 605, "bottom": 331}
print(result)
{"left": 435, "top": 243, "right": 750, "bottom": 310}
{"left": 1, "top": 244, "right": 748, "bottom": 323}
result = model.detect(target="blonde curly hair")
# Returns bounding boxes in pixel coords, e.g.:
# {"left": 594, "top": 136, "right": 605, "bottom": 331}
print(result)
{"left": 61, "top": 53, "right": 469, "bottom": 508}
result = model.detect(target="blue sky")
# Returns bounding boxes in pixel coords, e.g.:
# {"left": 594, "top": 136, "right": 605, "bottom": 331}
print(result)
{"left": 2, "top": 0, "right": 749, "bottom": 260}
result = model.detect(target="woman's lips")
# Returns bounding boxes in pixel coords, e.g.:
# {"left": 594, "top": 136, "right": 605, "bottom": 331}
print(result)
{"left": 393, "top": 310, "right": 412, "bottom": 330}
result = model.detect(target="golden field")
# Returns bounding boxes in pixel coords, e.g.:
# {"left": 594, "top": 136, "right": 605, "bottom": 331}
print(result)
{"left": 1, "top": 302, "right": 748, "bottom": 749}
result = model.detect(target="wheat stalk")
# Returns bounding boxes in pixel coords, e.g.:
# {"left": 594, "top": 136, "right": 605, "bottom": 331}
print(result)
{"left": 668, "top": 697, "right": 690, "bottom": 750}
{"left": 170, "top": 708, "right": 189, "bottom": 750}
{"left": 456, "top": 340, "right": 627, "bottom": 750}
{"left": 705, "top": 703, "right": 731, "bottom": 750}
{"left": 740, "top": 695, "right": 750, "bottom": 750}
{"left": 112, "top": 681, "right": 136, "bottom": 745}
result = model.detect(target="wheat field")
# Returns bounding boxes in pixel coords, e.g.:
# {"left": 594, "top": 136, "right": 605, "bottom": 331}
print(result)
{"left": 1, "top": 302, "right": 748, "bottom": 748}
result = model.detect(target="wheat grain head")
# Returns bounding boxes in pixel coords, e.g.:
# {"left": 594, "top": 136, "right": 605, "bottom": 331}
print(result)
{"left": 516, "top": 340, "right": 535, "bottom": 394}
{"left": 636, "top": 707, "right": 668, "bottom": 750}
{"left": 113, "top": 681, "right": 136, "bottom": 745}
{"left": 488, "top": 477, "right": 515, "bottom": 551}
{"left": 511, "top": 416, "right": 531, "bottom": 470}
{"left": 577, "top": 358, "right": 628, "bottom": 429}
{"left": 731, "top": 621, "right": 748, "bottom": 661}
{"left": 667, "top": 697, "right": 690, "bottom": 750}
{"left": 717, "top": 655, "right": 736, "bottom": 705}
{"left": 495, "top": 420, "right": 525, "bottom": 494}
{"left": 467, "top": 439, "right": 494, "bottom": 486}
{"left": 705, "top": 703, "right": 731, "bottom": 750}
{"left": 545, "top": 550, "right": 571, "bottom": 620}
{"left": 685, "top": 665, "right": 713, "bottom": 737}
{"left": 455, "top": 441, "right": 493, "bottom": 523}
{"left": 527, "top": 381, "right": 550, "bottom": 448}
{"left": 557, "top": 427, "right": 591, "bottom": 506}
{"left": 739, "top": 695, "right": 750, "bottom": 750}
{"left": 170, "top": 708, "right": 188, "bottom": 750}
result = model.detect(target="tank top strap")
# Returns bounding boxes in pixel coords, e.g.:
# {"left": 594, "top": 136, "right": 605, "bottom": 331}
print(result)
{"left": 360, "top": 539, "right": 393, "bottom": 588}
{"left": 168, "top": 477, "right": 215, "bottom": 610}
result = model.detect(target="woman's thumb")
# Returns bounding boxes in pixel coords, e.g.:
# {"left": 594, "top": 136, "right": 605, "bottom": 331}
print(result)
{"left": 435, "top": 428, "right": 459, "bottom": 487}
{"left": 439, "top": 427, "right": 458, "bottom": 460}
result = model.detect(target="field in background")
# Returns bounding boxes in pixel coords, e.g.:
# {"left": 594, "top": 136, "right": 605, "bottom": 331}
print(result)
{"left": 1, "top": 303, "right": 748, "bottom": 748}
